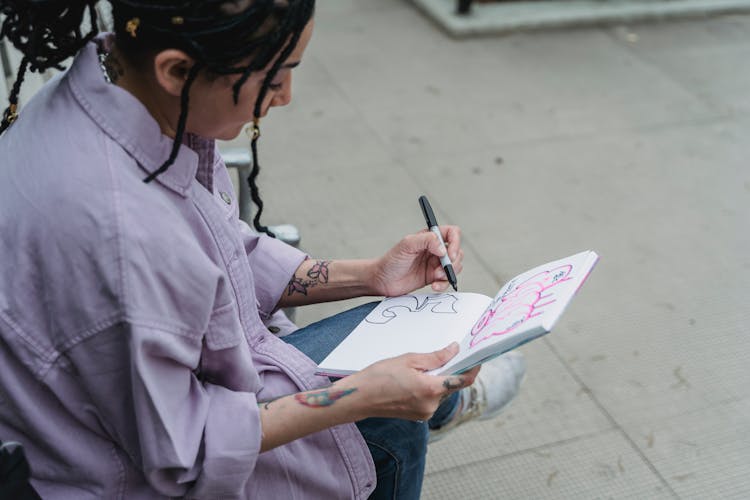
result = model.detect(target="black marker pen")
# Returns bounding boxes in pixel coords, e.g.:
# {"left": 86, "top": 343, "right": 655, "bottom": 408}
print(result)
{"left": 418, "top": 195, "right": 458, "bottom": 291}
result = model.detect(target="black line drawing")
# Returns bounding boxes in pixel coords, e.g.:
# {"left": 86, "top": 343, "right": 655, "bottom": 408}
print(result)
{"left": 365, "top": 294, "right": 459, "bottom": 324}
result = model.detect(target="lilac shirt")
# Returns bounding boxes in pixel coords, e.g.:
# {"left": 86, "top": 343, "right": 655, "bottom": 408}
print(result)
{"left": 0, "top": 39, "right": 375, "bottom": 499}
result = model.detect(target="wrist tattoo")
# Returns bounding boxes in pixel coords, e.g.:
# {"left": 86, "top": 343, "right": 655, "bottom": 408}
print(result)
{"left": 294, "top": 388, "right": 357, "bottom": 408}
{"left": 443, "top": 377, "right": 466, "bottom": 391}
{"left": 286, "top": 260, "right": 331, "bottom": 296}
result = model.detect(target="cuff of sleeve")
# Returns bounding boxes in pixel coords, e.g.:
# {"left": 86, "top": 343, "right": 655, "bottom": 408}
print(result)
{"left": 251, "top": 234, "right": 308, "bottom": 318}
{"left": 188, "top": 385, "right": 261, "bottom": 498}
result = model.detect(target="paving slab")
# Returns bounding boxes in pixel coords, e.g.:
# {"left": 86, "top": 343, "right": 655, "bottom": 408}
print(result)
{"left": 612, "top": 26, "right": 750, "bottom": 114}
{"left": 622, "top": 397, "right": 750, "bottom": 499}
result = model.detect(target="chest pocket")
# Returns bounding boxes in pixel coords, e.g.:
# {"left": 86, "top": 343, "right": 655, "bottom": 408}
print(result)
{"left": 200, "top": 298, "right": 262, "bottom": 392}
{"left": 204, "top": 299, "right": 244, "bottom": 350}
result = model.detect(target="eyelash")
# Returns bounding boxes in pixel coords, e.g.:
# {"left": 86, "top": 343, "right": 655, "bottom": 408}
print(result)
{"left": 269, "top": 83, "right": 283, "bottom": 90}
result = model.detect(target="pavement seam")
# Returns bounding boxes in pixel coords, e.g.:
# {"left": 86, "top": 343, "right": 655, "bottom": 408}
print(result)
{"left": 426, "top": 427, "right": 614, "bottom": 475}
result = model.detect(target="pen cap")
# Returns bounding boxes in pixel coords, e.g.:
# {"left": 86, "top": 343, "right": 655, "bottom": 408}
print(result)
{"left": 418, "top": 195, "right": 438, "bottom": 227}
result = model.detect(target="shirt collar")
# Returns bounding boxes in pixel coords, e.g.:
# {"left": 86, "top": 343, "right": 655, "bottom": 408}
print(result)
{"left": 66, "top": 36, "right": 218, "bottom": 196}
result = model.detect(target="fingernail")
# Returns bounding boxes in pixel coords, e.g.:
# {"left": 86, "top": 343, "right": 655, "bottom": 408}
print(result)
{"left": 436, "top": 270, "right": 447, "bottom": 280}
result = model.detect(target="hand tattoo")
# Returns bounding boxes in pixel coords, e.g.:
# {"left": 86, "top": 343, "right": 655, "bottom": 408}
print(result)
{"left": 294, "top": 388, "right": 357, "bottom": 408}
{"left": 286, "top": 260, "right": 331, "bottom": 296}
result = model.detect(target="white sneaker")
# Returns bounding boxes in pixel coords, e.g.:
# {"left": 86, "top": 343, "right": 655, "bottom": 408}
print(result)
{"left": 429, "top": 351, "right": 526, "bottom": 443}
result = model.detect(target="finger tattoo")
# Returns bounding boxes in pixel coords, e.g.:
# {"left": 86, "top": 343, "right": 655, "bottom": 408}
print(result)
{"left": 443, "top": 377, "right": 466, "bottom": 391}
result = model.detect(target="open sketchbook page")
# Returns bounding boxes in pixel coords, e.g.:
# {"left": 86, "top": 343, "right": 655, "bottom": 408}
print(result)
{"left": 435, "top": 250, "right": 599, "bottom": 375}
{"left": 316, "top": 293, "right": 492, "bottom": 377}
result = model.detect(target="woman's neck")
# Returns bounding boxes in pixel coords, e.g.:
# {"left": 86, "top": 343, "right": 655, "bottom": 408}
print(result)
{"left": 103, "top": 46, "right": 180, "bottom": 139}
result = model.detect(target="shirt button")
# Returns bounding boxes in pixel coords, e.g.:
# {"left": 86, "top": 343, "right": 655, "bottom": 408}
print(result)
{"left": 267, "top": 326, "right": 281, "bottom": 334}
{"left": 220, "top": 191, "right": 232, "bottom": 204}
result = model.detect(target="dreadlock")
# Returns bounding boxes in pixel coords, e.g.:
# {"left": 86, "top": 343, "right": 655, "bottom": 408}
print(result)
{"left": 0, "top": 1, "right": 99, "bottom": 133}
{"left": 0, "top": 0, "right": 315, "bottom": 235}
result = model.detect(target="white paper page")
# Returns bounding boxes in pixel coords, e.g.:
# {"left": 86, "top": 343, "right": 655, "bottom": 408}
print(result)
{"left": 438, "top": 250, "right": 599, "bottom": 374}
{"left": 318, "top": 293, "right": 492, "bottom": 374}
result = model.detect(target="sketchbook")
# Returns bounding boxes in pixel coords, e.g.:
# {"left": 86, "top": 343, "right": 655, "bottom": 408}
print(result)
{"left": 316, "top": 250, "right": 599, "bottom": 377}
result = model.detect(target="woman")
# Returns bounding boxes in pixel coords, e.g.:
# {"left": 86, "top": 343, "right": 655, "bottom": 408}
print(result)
{"left": 0, "top": 1, "right": 525, "bottom": 498}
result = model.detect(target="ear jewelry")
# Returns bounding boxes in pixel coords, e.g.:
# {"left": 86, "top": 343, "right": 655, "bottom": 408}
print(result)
{"left": 248, "top": 119, "right": 261, "bottom": 140}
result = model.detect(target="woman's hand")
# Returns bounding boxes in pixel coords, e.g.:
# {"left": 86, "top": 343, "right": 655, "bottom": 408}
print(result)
{"left": 369, "top": 225, "right": 464, "bottom": 297}
{"left": 257, "top": 343, "right": 481, "bottom": 451}
{"left": 343, "top": 343, "right": 480, "bottom": 422}
{"left": 276, "top": 225, "right": 463, "bottom": 308}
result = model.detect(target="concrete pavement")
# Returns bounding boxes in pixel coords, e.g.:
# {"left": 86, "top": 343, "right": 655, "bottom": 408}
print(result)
{"left": 223, "top": 1, "right": 750, "bottom": 498}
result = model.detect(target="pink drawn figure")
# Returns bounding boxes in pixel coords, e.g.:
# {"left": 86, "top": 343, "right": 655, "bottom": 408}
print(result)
{"left": 469, "top": 265, "right": 573, "bottom": 348}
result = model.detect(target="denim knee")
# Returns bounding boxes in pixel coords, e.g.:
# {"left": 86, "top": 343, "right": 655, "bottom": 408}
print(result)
{"left": 357, "top": 418, "right": 428, "bottom": 500}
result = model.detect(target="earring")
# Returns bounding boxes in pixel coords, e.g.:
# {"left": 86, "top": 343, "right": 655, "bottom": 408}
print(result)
{"left": 248, "top": 119, "right": 261, "bottom": 140}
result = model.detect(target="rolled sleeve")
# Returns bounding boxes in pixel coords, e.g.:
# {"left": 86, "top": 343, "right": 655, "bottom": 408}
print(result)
{"left": 189, "top": 384, "right": 261, "bottom": 499}
{"left": 237, "top": 219, "right": 307, "bottom": 317}
{"left": 67, "top": 322, "right": 262, "bottom": 498}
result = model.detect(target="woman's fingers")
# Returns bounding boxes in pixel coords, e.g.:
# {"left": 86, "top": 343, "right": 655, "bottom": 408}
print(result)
{"left": 441, "top": 225, "right": 461, "bottom": 261}
{"left": 357, "top": 344, "right": 483, "bottom": 422}
{"left": 408, "top": 343, "right": 459, "bottom": 372}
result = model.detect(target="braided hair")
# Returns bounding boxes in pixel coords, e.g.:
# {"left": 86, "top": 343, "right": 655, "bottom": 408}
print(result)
{"left": 0, "top": 0, "right": 315, "bottom": 236}
{"left": 0, "top": 1, "right": 100, "bottom": 133}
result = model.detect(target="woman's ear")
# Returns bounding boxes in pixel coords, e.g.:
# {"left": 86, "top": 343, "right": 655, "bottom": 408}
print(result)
{"left": 152, "top": 49, "right": 195, "bottom": 97}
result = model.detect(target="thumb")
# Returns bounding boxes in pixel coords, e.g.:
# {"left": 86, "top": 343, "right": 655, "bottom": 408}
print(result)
{"left": 411, "top": 342, "right": 459, "bottom": 371}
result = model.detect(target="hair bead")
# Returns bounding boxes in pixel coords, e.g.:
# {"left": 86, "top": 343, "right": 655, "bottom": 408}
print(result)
{"left": 125, "top": 17, "right": 140, "bottom": 38}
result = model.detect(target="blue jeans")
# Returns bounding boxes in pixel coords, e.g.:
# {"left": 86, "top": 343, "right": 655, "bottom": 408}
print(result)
{"left": 282, "top": 302, "right": 460, "bottom": 500}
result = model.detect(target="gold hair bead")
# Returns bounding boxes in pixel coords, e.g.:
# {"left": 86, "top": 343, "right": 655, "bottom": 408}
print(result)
{"left": 126, "top": 17, "right": 140, "bottom": 38}
{"left": 171, "top": 16, "right": 184, "bottom": 25}
{"left": 4, "top": 103, "right": 18, "bottom": 125}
